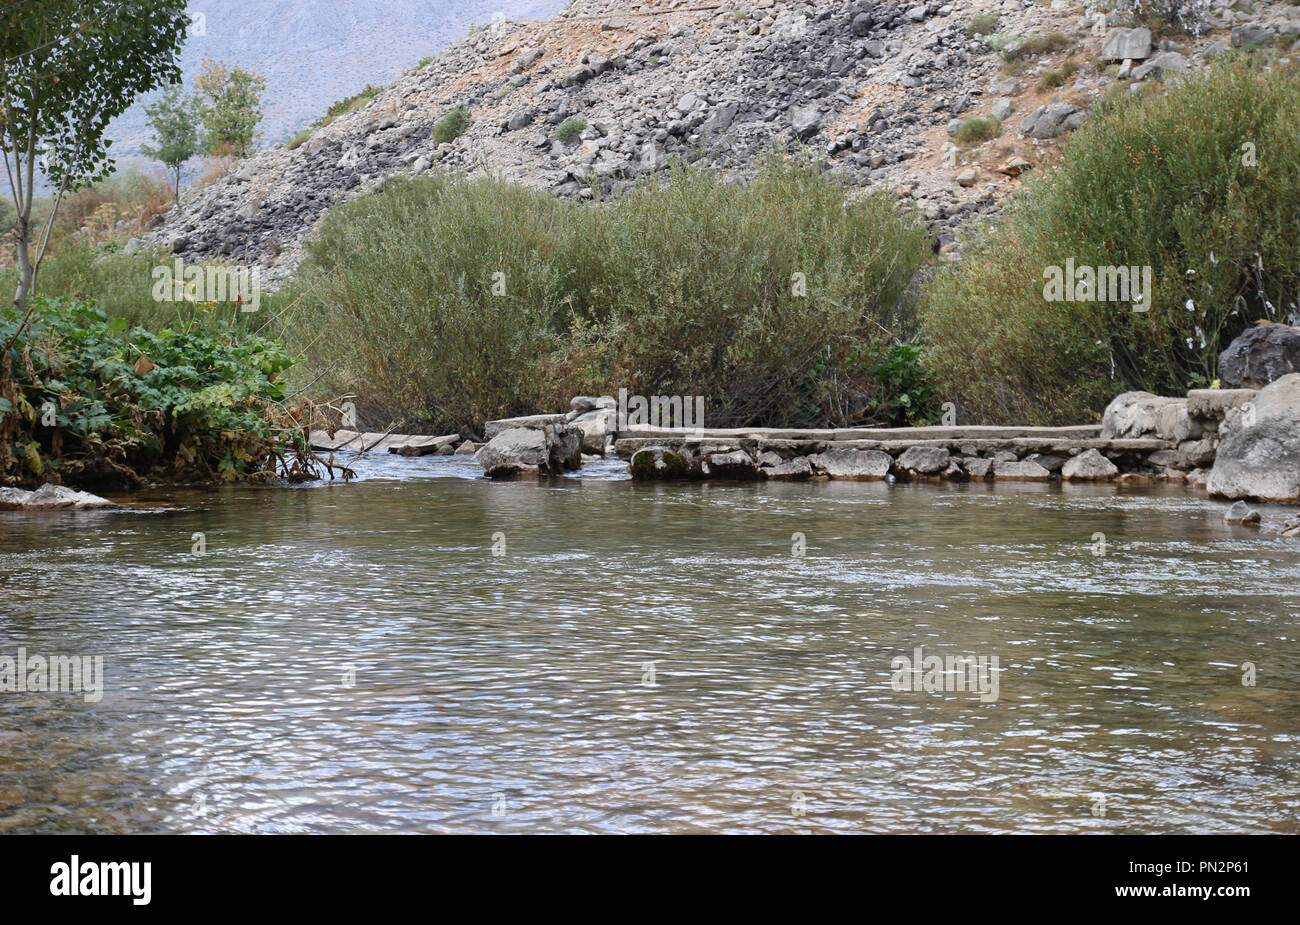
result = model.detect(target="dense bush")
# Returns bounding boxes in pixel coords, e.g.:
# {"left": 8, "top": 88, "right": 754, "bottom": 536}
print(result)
{"left": 1, "top": 298, "right": 297, "bottom": 488}
{"left": 920, "top": 60, "right": 1300, "bottom": 424}
{"left": 273, "top": 155, "right": 933, "bottom": 433}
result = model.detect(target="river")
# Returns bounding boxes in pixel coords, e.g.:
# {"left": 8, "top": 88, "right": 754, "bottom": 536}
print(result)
{"left": 2, "top": 454, "right": 1297, "bottom": 833}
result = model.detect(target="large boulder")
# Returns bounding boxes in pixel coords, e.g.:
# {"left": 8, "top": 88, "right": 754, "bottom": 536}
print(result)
{"left": 1206, "top": 373, "right": 1300, "bottom": 503}
{"left": 475, "top": 424, "right": 582, "bottom": 478}
{"left": 1101, "top": 27, "right": 1152, "bottom": 62}
{"left": 1100, "top": 391, "right": 1185, "bottom": 440}
{"left": 0, "top": 483, "right": 115, "bottom": 510}
{"left": 807, "top": 448, "right": 893, "bottom": 479}
{"left": 1217, "top": 323, "right": 1300, "bottom": 389}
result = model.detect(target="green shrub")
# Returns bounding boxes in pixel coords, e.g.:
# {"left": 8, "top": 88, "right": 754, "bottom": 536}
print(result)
{"left": 994, "top": 30, "right": 1073, "bottom": 63}
{"left": 954, "top": 116, "right": 1001, "bottom": 146}
{"left": 966, "top": 12, "right": 999, "bottom": 36}
{"left": 1038, "top": 70, "right": 1066, "bottom": 90}
{"left": 920, "top": 60, "right": 1300, "bottom": 424}
{"left": 286, "top": 128, "right": 312, "bottom": 150}
{"left": 1, "top": 298, "right": 295, "bottom": 488}
{"left": 433, "top": 107, "right": 468, "bottom": 143}
{"left": 275, "top": 155, "right": 932, "bottom": 433}
{"left": 552, "top": 116, "right": 587, "bottom": 142}
{"left": 321, "top": 85, "right": 381, "bottom": 124}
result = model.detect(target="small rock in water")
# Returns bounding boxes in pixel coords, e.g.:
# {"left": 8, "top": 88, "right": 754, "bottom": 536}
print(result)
{"left": 1223, "top": 501, "right": 1261, "bottom": 526}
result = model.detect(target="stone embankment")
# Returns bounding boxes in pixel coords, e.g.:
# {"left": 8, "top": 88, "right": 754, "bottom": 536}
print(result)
{"left": 618, "top": 424, "right": 1155, "bottom": 482}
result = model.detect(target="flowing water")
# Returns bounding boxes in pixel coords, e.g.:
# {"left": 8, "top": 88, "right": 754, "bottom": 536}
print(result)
{"left": 2, "top": 454, "right": 1298, "bottom": 833}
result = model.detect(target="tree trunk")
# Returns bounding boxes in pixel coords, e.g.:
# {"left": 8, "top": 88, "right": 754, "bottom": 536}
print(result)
{"left": 12, "top": 214, "right": 33, "bottom": 311}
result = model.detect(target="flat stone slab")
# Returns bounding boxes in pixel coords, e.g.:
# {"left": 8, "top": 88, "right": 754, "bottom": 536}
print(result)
{"left": 483, "top": 414, "right": 567, "bottom": 439}
{"left": 309, "top": 429, "right": 460, "bottom": 454}
{"left": 0, "top": 484, "right": 115, "bottom": 510}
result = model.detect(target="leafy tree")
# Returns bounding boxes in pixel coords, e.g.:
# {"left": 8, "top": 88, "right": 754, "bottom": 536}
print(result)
{"left": 0, "top": 0, "right": 189, "bottom": 313}
{"left": 141, "top": 85, "right": 200, "bottom": 201}
{"left": 193, "top": 59, "right": 266, "bottom": 158}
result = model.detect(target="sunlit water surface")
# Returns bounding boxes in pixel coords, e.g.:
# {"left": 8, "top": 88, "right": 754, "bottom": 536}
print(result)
{"left": 2, "top": 453, "right": 1297, "bottom": 833}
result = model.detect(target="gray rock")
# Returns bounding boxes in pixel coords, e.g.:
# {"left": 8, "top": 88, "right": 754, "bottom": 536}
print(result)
{"left": 475, "top": 424, "right": 580, "bottom": 477}
{"left": 629, "top": 446, "right": 690, "bottom": 480}
{"left": 1223, "top": 500, "right": 1261, "bottom": 525}
{"left": 807, "top": 447, "right": 893, "bottom": 479}
{"left": 475, "top": 427, "right": 546, "bottom": 477}
{"left": 1187, "top": 388, "right": 1258, "bottom": 422}
{"left": 542, "top": 422, "right": 582, "bottom": 472}
{"left": 851, "top": 12, "right": 874, "bottom": 36}
{"left": 1025, "top": 454, "right": 1067, "bottom": 472}
{"left": 992, "top": 459, "right": 1052, "bottom": 479}
{"left": 639, "top": 140, "right": 667, "bottom": 172}
{"left": 1102, "top": 28, "right": 1152, "bottom": 62}
{"left": 702, "top": 450, "right": 760, "bottom": 479}
{"left": 963, "top": 457, "right": 992, "bottom": 478}
{"left": 1217, "top": 323, "right": 1300, "bottom": 389}
{"left": 895, "top": 446, "right": 951, "bottom": 475}
{"left": 699, "top": 101, "right": 739, "bottom": 136}
{"left": 484, "top": 413, "right": 567, "bottom": 439}
{"left": 569, "top": 408, "right": 616, "bottom": 455}
{"left": 1132, "top": 51, "right": 1189, "bottom": 81}
{"left": 505, "top": 109, "right": 535, "bottom": 131}
{"left": 1231, "top": 24, "right": 1278, "bottom": 48}
{"left": 1061, "top": 448, "right": 1119, "bottom": 481}
{"left": 1021, "top": 103, "right": 1077, "bottom": 139}
{"left": 561, "top": 64, "right": 595, "bottom": 87}
{"left": 762, "top": 455, "right": 813, "bottom": 480}
{"left": 1207, "top": 374, "right": 1300, "bottom": 502}
{"left": 454, "top": 440, "right": 477, "bottom": 455}
{"left": 1177, "top": 437, "right": 1219, "bottom": 469}
{"left": 1100, "top": 392, "right": 1186, "bottom": 440}
{"left": 570, "top": 395, "right": 603, "bottom": 414}
{"left": 511, "top": 47, "right": 545, "bottom": 74}
{"left": 0, "top": 484, "right": 115, "bottom": 510}
{"left": 788, "top": 105, "right": 822, "bottom": 139}
{"left": 991, "top": 97, "right": 1013, "bottom": 120}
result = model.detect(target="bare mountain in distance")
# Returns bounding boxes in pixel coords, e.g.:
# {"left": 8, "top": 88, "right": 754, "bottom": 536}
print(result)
{"left": 106, "top": 0, "right": 568, "bottom": 172}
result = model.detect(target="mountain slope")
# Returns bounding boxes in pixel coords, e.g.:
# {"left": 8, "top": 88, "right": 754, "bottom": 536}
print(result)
{"left": 141, "top": 0, "right": 1300, "bottom": 286}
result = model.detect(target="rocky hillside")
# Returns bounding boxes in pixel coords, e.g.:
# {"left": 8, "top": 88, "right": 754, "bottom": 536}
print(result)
{"left": 141, "top": 0, "right": 1300, "bottom": 286}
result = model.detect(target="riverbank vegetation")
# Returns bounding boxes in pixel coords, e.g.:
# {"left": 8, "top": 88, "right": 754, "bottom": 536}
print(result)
{"left": 271, "top": 154, "right": 934, "bottom": 433}
{"left": 6, "top": 58, "right": 1299, "bottom": 483}
{"left": 0, "top": 298, "right": 333, "bottom": 490}
{"left": 921, "top": 58, "right": 1300, "bottom": 424}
